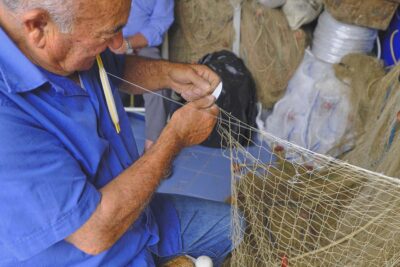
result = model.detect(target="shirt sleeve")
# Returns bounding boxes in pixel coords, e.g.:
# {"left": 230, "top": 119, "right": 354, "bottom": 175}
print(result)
{"left": 0, "top": 97, "right": 101, "bottom": 260}
{"left": 137, "top": 0, "right": 175, "bottom": 47}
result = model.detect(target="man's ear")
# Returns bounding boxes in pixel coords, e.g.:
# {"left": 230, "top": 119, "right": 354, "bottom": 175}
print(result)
{"left": 21, "top": 9, "right": 51, "bottom": 49}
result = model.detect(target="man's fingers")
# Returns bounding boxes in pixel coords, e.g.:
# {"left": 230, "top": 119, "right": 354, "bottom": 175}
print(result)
{"left": 185, "top": 67, "right": 211, "bottom": 93}
{"left": 169, "top": 63, "right": 221, "bottom": 102}
{"left": 190, "top": 95, "right": 216, "bottom": 109}
{"left": 192, "top": 65, "right": 221, "bottom": 92}
{"left": 170, "top": 81, "right": 203, "bottom": 101}
{"left": 209, "top": 104, "right": 220, "bottom": 117}
{"left": 181, "top": 87, "right": 202, "bottom": 102}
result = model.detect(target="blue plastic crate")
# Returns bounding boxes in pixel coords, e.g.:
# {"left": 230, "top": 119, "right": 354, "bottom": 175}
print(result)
{"left": 381, "top": 9, "right": 400, "bottom": 67}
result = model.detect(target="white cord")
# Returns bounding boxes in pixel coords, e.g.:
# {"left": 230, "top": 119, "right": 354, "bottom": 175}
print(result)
{"left": 376, "top": 36, "right": 381, "bottom": 59}
{"left": 231, "top": 0, "right": 242, "bottom": 57}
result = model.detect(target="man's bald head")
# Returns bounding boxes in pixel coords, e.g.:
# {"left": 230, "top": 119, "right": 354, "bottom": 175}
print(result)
{"left": 1, "top": 0, "right": 75, "bottom": 32}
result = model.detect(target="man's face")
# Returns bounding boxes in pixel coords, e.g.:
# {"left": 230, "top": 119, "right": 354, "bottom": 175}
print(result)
{"left": 44, "top": 0, "right": 131, "bottom": 74}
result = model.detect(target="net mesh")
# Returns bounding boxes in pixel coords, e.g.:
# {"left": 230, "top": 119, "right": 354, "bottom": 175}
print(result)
{"left": 109, "top": 60, "right": 400, "bottom": 266}
{"left": 217, "top": 109, "right": 400, "bottom": 267}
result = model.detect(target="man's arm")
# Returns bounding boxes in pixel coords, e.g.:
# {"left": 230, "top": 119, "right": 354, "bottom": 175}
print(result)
{"left": 66, "top": 124, "right": 181, "bottom": 255}
{"left": 120, "top": 56, "right": 220, "bottom": 102}
{"left": 66, "top": 96, "right": 219, "bottom": 255}
{"left": 126, "top": 33, "right": 148, "bottom": 50}
{"left": 136, "top": 0, "right": 174, "bottom": 47}
{"left": 127, "top": 0, "right": 174, "bottom": 49}
{"left": 110, "top": 0, "right": 174, "bottom": 54}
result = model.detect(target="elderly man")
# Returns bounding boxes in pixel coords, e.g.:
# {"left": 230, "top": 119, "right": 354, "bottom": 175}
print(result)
{"left": 0, "top": 1, "right": 233, "bottom": 266}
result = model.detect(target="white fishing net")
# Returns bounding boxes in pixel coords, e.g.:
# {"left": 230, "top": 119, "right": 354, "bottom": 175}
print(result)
{"left": 110, "top": 71, "right": 400, "bottom": 267}
{"left": 217, "top": 109, "right": 400, "bottom": 267}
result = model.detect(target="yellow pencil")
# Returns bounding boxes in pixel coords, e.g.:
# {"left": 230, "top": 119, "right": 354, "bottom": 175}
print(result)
{"left": 96, "top": 55, "right": 121, "bottom": 134}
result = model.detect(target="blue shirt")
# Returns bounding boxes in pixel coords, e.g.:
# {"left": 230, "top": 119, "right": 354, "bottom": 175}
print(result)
{"left": 123, "top": 0, "right": 174, "bottom": 47}
{"left": 0, "top": 27, "right": 180, "bottom": 266}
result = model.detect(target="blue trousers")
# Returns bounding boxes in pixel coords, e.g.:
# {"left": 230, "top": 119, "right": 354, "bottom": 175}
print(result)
{"left": 156, "top": 194, "right": 233, "bottom": 267}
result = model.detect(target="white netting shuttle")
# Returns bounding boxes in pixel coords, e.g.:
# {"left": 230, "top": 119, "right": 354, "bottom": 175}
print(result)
{"left": 217, "top": 109, "right": 400, "bottom": 267}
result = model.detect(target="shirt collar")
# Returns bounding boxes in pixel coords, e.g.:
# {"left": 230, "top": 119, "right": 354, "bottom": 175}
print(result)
{"left": 0, "top": 27, "right": 48, "bottom": 93}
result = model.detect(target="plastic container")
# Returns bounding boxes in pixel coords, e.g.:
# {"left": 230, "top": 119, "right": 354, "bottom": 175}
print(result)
{"left": 312, "top": 11, "right": 377, "bottom": 64}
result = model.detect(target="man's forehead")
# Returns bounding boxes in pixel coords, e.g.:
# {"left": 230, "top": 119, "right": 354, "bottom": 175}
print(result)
{"left": 76, "top": 0, "right": 130, "bottom": 16}
{"left": 74, "top": 0, "right": 130, "bottom": 32}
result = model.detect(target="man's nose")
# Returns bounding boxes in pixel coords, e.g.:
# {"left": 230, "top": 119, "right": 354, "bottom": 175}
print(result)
{"left": 108, "top": 32, "right": 124, "bottom": 50}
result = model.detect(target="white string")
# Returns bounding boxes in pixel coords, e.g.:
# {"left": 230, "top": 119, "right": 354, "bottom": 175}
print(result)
{"left": 108, "top": 71, "right": 400, "bottom": 266}
{"left": 107, "top": 71, "right": 400, "bottom": 186}
{"left": 107, "top": 71, "right": 251, "bottom": 131}
{"left": 107, "top": 72, "right": 185, "bottom": 107}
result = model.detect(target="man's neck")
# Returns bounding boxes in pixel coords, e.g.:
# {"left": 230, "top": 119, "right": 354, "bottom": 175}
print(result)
{"left": 68, "top": 72, "right": 81, "bottom": 86}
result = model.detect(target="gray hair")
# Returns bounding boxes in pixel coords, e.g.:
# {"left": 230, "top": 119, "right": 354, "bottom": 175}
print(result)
{"left": 1, "top": 0, "right": 75, "bottom": 33}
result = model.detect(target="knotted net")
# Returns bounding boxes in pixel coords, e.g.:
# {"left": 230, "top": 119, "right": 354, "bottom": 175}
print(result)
{"left": 110, "top": 65, "right": 400, "bottom": 266}
{"left": 217, "top": 109, "right": 400, "bottom": 267}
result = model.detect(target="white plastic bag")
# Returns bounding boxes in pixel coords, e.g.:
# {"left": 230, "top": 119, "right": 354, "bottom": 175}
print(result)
{"left": 282, "top": 0, "right": 323, "bottom": 30}
{"left": 259, "top": 11, "right": 378, "bottom": 160}
{"left": 262, "top": 50, "right": 354, "bottom": 159}
{"left": 258, "top": 0, "right": 286, "bottom": 8}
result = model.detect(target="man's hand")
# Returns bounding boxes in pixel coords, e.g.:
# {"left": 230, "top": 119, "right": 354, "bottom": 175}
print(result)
{"left": 167, "top": 95, "right": 219, "bottom": 147}
{"left": 110, "top": 34, "right": 149, "bottom": 55}
{"left": 167, "top": 63, "right": 221, "bottom": 102}
{"left": 122, "top": 58, "right": 220, "bottom": 99}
